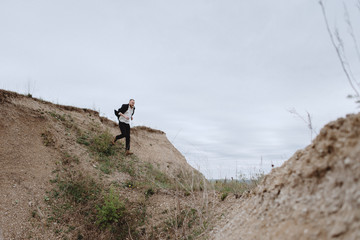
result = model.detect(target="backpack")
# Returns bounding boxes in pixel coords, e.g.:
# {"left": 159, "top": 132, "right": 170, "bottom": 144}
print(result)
{"left": 114, "top": 109, "right": 120, "bottom": 118}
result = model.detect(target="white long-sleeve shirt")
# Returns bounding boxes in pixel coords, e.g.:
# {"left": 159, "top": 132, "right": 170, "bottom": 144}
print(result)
{"left": 119, "top": 106, "right": 134, "bottom": 124}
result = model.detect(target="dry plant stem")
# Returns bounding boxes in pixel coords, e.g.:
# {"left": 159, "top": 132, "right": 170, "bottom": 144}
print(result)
{"left": 319, "top": 0, "right": 360, "bottom": 97}
{"left": 343, "top": 3, "right": 360, "bottom": 66}
{"left": 307, "top": 112, "right": 313, "bottom": 141}
{"left": 125, "top": 220, "right": 134, "bottom": 240}
{"left": 168, "top": 168, "right": 216, "bottom": 239}
{"left": 288, "top": 108, "right": 317, "bottom": 141}
{"left": 334, "top": 29, "right": 359, "bottom": 89}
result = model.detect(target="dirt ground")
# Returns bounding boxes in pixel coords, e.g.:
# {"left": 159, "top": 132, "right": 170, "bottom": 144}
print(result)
{"left": 2, "top": 89, "right": 359, "bottom": 240}
{"left": 211, "top": 113, "right": 360, "bottom": 240}
{"left": 0, "top": 89, "right": 210, "bottom": 239}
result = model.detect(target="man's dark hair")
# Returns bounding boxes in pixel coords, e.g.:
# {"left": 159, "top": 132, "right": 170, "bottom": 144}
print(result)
{"left": 129, "top": 99, "right": 135, "bottom": 102}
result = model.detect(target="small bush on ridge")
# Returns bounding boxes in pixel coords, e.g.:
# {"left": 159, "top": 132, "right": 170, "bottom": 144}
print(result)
{"left": 96, "top": 187, "right": 125, "bottom": 228}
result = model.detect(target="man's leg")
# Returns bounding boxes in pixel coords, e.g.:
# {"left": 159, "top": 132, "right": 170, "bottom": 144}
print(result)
{"left": 113, "top": 122, "right": 127, "bottom": 143}
{"left": 125, "top": 123, "right": 130, "bottom": 150}
{"left": 125, "top": 123, "right": 133, "bottom": 155}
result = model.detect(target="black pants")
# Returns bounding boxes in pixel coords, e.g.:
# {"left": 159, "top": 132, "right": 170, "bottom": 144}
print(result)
{"left": 114, "top": 122, "right": 130, "bottom": 150}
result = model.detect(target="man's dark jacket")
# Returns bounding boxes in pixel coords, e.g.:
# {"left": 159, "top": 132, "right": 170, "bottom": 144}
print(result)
{"left": 114, "top": 104, "right": 135, "bottom": 119}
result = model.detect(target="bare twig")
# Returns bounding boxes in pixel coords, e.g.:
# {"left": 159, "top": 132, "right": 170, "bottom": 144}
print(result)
{"left": 334, "top": 28, "right": 360, "bottom": 90}
{"left": 306, "top": 112, "right": 314, "bottom": 140}
{"left": 125, "top": 220, "right": 134, "bottom": 240}
{"left": 343, "top": 2, "right": 360, "bottom": 65}
{"left": 288, "top": 108, "right": 317, "bottom": 141}
{"left": 318, "top": 0, "right": 360, "bottom": 97}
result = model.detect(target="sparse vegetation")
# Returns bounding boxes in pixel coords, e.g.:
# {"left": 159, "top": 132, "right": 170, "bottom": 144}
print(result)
{"left": 145, "top": 188, "right": 155, "bottom": 198}
{"left": 45, "top": 171, "right": 102, "bottom": 238}
{"left": 212, "top": 171, "right": 265, "bottom": 199}
{"left": 76, "top": 132, "right": 91, "bottom": 146}
{"left": 61, "top": 151, "right": 80, "bottom": 165}
{"left": 48, "top": 111, "right": 78, "bottom": 132}
{"left": 40, "top": 125, "right": 264, "bottom": 239}
{"left": 48, "top": 111, "right": 66, "bottom": 122}
{"left": 41, "top": 112, "right": 265, "bottom": 240}
{"left": 41, "top": 130, "right": 55, "bottom": 147}
{"left": 220, "top": 192, "right": 228, "bottom": 201}
{"left": 46, "top": 160, "right": 145, "bottom": 239}
{"left": 27, "top": 96, "right": 267, "bottom": 239}
{"left": 57, "top": 175, "right": 99, "bottom": 204}
{"left": 89, "top": 131, "right": 115, "bottom": 156}
{"left": 96, "top": 187, "right": 125, "bottom": 229}
{"left": 60, "top": 127, "right": 221, "bottom": 238}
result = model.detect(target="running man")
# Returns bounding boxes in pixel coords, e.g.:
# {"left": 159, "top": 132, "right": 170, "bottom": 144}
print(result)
{"left": 113, "top": 99, "right": 135, "bottom": 156}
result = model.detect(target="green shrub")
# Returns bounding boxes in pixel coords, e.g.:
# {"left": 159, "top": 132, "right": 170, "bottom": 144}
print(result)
{"left": 76, "top": 134, "right": 90, "bottom": 146}
{"left": 145, "top": 188, "right": 155, "bottom": 198}
{"left": 221, "top": 192, "right": 228, "bottom": 201}
{"left": 49, "top": 111, "right": 66, "bottom": 121}
{"left": 96, "top": 188, "right": 125, "bottom": 228}
{"left": 57, "top": 177, "right": 99, "bottom": 204}
{"left": 41, "top": 131, "right": 55, "bottom": 147}
{"left": 90, "top": 131, "right": 114, "bottom": 156}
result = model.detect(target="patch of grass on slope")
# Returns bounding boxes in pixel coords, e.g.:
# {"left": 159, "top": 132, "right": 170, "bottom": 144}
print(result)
{"left": 41, "top": 115, "right": 240, "bottom": 239}
{"left": 77, "top": 129, "right": 175, "bottom": 191}
{"left": 44, "top": 159, "right": 145, "bottom": 239}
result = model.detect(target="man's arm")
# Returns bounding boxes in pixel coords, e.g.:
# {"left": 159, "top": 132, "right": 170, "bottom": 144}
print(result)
{"left": 131, "top": 107, "right": 135, "bottom": 120}
{"left": 119, "top": 112, "right": 130, "bottom": 120}
{"left": 118, "top": 104, "right": 131, "bottom": 120}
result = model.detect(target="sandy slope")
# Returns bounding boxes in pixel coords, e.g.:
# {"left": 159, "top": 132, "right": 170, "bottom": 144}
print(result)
{"left": 0, "top": 89, "right": 198, "bottom": 239}
{"left": 3, "top": 88, "right": 359, "bottom": 240}
{"left": 211, "top": 113, "right": 360, "bottom": 240}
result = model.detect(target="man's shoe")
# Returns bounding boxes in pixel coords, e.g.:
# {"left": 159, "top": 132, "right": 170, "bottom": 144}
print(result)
{"left": 125, "top": 150, "right": 133, "bottom": 156}
{"left": 111, "top": 138, "right": 116, "bottom": 145}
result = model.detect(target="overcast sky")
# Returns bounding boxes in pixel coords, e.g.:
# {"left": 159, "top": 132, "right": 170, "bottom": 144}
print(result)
{"left": 1, "top": 0, "right": 358, "bottom": 179}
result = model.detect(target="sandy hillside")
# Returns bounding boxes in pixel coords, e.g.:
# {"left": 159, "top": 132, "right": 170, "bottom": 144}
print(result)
{"left": 3, "top": 88, "right": 359, "bottom": 240}
{"left": 211, "top": 113, "right": 360, "bottom": 240}
{"left": 0, "top": 89, "right": 208, "bottom": 239}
